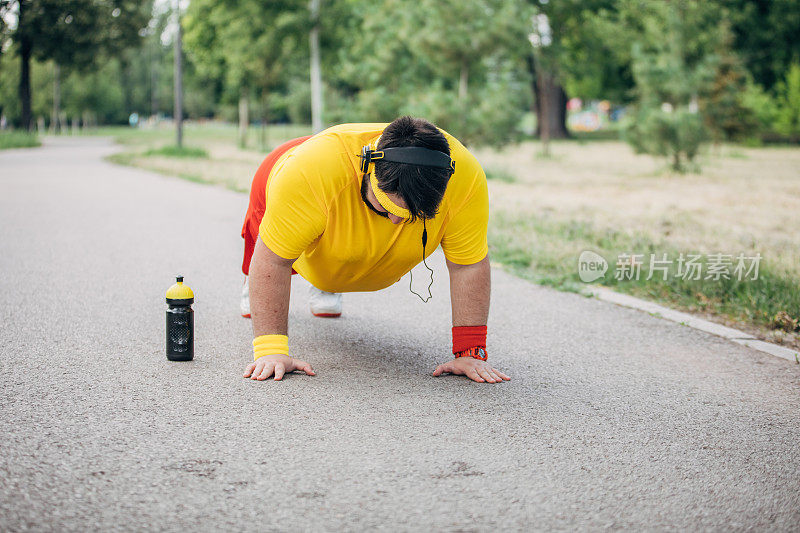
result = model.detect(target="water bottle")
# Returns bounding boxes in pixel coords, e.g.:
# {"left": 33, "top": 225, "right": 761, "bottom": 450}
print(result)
{"left": 166, "top": 275, "right": 194, "bottom": 361}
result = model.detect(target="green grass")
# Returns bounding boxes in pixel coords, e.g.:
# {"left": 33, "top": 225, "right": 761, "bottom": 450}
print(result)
{"left": 485, "top": 168, "right": 517, "bottom": 183}
{"left": 488, "top": 210, "right": 800, "bottom": 334}
{"left": 0, "top": 131, "right": 40, "bottom": 150}
{"left": 569, "top": 128, "right": 624, "bottom": 143}
{"left": 86, "top": 122, "right": 312, "bottom": 152}
{"left": 144, "top": 145, "right": 208, "bottom": 158}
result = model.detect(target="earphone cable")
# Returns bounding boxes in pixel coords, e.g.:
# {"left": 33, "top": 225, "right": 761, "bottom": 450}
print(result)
{"left": 409, "top": 220, "right": 434, "bottom": 303}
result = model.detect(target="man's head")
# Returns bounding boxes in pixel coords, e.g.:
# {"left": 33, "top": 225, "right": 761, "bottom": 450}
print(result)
{"left": 369, "top": 116, "right": 452, "bottom": 223}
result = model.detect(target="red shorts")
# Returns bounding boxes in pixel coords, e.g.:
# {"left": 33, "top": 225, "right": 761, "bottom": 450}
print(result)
{"left": 241, "top": 135, "right": 312, "bottom": 275}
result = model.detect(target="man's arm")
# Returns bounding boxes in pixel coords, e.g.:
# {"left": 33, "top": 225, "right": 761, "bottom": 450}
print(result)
{"left": 446, "top": 254, "right": 490, "bottom": 327}
{"left": 250, "top": 237, "right": 294, "bottom": 336}
{"left": 243, "top": 238, "right": 316, "bottom": 381}
{"left": 433, "top": 254, "right": 509, "bottom": 383}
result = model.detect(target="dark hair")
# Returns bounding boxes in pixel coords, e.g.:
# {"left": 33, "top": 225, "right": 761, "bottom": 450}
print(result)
{"left": 374, "top": 116, "right": 452, "bottom": 222}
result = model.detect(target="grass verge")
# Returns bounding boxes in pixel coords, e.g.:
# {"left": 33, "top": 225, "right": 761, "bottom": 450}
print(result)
{"left": 106, "top": 152, "right": 248, "bottom": 193}
{"left": 485, "top": 168, "right": 517, "bottom": 183}
{"left": 0, "top": 131, "right": 40, "bottom": 150}
{"left": 489, "top": 210, "right": 800, "bottom": 349}
{"left": 144, "top": 145, "right": 208, "bottom": 158}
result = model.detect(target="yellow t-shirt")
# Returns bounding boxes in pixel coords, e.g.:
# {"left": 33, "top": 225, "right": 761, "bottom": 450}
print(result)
{"left": 258, "top": 123, "right": 488, "bottom": 293}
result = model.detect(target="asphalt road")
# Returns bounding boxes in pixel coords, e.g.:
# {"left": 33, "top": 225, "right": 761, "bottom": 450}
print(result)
{"left": 1, "top": 137, "right": 799, "bottom": 532}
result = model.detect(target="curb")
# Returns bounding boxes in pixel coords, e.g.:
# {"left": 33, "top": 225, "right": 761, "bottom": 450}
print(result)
{"left": 586, "top": 286, "right": 800, "bottom": 364}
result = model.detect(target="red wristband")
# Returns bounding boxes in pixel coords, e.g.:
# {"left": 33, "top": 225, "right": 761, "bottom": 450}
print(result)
{"left": 452, "top": 325, "right": 487, "bottom": 354}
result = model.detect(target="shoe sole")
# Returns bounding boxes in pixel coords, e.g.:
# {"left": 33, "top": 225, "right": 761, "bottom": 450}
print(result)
{"left": 312, "top": 312, "right": 341, "bottom": 318}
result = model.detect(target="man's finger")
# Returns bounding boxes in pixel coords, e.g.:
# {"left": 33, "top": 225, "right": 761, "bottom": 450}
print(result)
{"left": 294, "top": 359, "right": 315, "bottom": 375}
{"left": 477, "top": 367, "right": 497, "bottom": 383}
{"left": 467, "top": 368, "right": 485, "bottom": 382}
{"left": 432, "top": 363, "right": 451, "bottom": 376}
{"left": 256, "top": 362, "right": 275, "bottom": 380}
{"left": 492, "top": 368, "right": 511, "bottom": 380}
{"left": 243, "top": 363, "right": 256, "bottom": 378}
{"left": 274, "top": 363, "right": 286, "bottom": 381}
{"left": 250, "top": 362, "right": 264, "bottom": 380}
{"left": 488, "top": 370, "right": 504, "bottom": 382}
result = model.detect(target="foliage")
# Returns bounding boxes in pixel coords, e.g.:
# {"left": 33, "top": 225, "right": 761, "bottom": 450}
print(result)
{"left": 534, "top": 0, "right": 632, "bottom": 103}
{"left": 325, "top": 0, "right": 532, "bottom": 146}
{"left": 720, "top": 0, "right": 800, "bottom": 93}
{"left": 698, "top": 22, "right": 758, "bottom": 144}
{"left": 1, "top": 0, "right": 798, "bottom": 149}
{"left": 184, "top": 0, "right": 307, "bottom": 113}
{"left": 4, "top": 0, "right": 150, "bottom": 128}
{"left": 739, "top": 77, "right": 780, "bottom": 139}
{"left": 10, "top": 0, "right": 149, "bottom": 70}
{"left": 774, "top": 62, "right": 800, "bottom": 138}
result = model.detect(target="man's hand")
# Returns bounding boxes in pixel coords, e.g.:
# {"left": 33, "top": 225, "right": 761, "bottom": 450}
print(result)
{"left": 432, "top": 357, "right": 510, "bottom": 383}
{"left": 243, "top": 354, "right": 316, "bottom": 381}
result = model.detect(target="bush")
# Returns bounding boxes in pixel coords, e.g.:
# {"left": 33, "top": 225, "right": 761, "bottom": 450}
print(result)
{"left": 740, "top": 77, "right": 780, "bottom": 137}
{"left": 623, "top": 105, "right": 708, "bottom": 172}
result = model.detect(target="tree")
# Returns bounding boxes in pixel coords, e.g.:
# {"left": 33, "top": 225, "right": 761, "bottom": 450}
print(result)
{"left": 184, "top": 0, "right": 306, "bottom": 147}
{"left": 720, "top": 0, "right": 800, "bottom": 93}
{"left": 698, "top": 21, "right": 758, "bottom": 144}
{"left": 524, "top": 0, "right": 625, "bottom": 143}
{"left": 325, "top": 0, "right": 532, "bottom": 147}
{"left": 7, "top": 0, "right": 148, "bottom": 130}
{"left": 613, "top": 1, "right": 724, "bottom": 172}
{"left": 309, "top": 0, "right": 322, "bottom": 133}
{"left": 173, "top": 0, "right": 183, "bottom": 147}
{"left": 774, "top": 62, "right": 800, "bottom": 139}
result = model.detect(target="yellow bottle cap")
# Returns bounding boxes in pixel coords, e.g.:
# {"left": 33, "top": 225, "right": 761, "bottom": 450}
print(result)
{"left": 166, "top": 275, "right": 194, "bottom": 301}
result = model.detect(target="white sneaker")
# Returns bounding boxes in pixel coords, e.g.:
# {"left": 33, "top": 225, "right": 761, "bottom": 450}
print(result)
{"left": 309, "top": 285, "right": 342, "bottom": 318}
{"left": 240, "top": 276, "right": 251, "bottom": 318}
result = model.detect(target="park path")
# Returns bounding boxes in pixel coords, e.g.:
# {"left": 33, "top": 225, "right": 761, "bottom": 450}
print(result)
{"left": 1, "top": 136, "right": 798, "bottom": 531}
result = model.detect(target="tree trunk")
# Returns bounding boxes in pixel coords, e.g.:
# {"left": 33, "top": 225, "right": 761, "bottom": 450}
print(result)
{"left": 51, "top": 64, "right": 61, "bottom": 134}
{"left": 150, "top": 39, "right": 159, "bottom": 117}
{"left": 528, "top": 54, "right": 570, "bottom": 140}
{"left": 120, "top": 57, "right": 132, "bottom": 118}
{"left": 173, "top": 0, "right": 183, "bottom": 148}
{"left": 309, "top": 0, "right": 323, "bottom": 133}
{"left": 18, "top": 0, "right": 33, "bottom": 131}
{"left": 238, "top": 91, "right": 249, "bottom": 149}
{"left": 458, "top": 59, "right": 469, "bottom": 101}
{"left": 672, "top": 151, "right": 681, "bottom": 172}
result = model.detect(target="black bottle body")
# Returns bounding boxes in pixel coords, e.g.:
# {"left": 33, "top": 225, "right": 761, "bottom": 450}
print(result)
{"left": 166, "top": 303, "right": 194, "bottom": 361}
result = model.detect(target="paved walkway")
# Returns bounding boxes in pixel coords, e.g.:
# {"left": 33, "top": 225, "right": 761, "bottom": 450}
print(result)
{"left": 1, "top": 137, "right": 798, "bottom": 531}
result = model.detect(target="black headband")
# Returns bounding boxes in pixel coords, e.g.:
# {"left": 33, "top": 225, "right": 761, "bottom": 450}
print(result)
{"left": 367, "top": 146, "right": 456, "bottom": 173}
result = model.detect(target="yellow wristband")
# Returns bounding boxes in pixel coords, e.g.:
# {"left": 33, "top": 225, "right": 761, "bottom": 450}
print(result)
{"left": 253, "top": 334, "right": 289, "bottom": 361}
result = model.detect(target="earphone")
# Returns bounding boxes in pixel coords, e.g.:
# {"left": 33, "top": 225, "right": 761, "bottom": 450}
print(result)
{"left": 359, "top": 143, "right": 455, "bottom": 303}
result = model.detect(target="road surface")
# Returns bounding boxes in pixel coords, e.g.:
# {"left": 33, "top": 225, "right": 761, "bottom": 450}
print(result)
{"left": 1, "top": 137, "right": 798, "bottom": 531}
